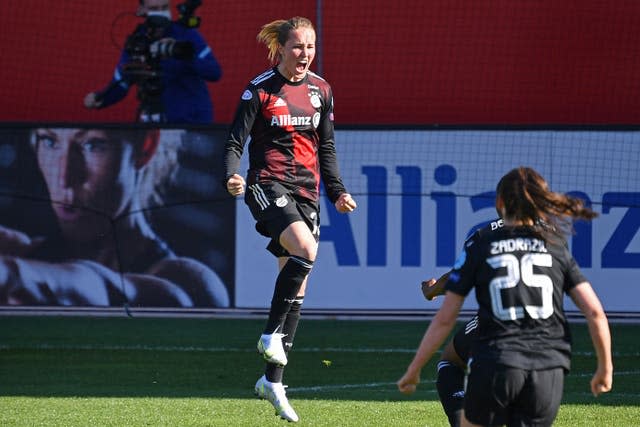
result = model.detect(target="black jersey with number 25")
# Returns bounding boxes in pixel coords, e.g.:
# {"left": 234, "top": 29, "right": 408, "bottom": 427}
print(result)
{"left": 224, "top": 67, "right": 347, "bottom": 204}
{"left": 445, "top": 224, "right": 587, "bottom": 372}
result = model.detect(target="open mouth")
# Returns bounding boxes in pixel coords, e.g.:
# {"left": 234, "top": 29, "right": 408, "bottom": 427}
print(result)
{"left": 296, "top": 61, "right": 308, "bottom": 73}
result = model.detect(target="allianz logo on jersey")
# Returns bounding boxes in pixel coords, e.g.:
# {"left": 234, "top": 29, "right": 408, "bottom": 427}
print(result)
{"left": 270, "top": 112, "right": 321, "bottom": 128}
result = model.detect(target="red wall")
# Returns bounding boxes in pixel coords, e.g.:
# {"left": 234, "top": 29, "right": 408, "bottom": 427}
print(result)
{"left": 1, "top": 0, "right": 639, "bottom": 125}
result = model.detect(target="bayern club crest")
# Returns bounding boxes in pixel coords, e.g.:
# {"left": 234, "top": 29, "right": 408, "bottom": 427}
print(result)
{"left": 310, "top": 94, "right": 321, "bottom": 108}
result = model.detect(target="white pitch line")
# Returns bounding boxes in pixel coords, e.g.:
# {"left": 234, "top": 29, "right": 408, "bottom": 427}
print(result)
{"left": 288, "top": 381, "right": 434, "bottom": 393}
{"left": 1, "top": 344, "right": 640, "bottom": 359}
{"left": 287, "top": 373, "right": 640, "bottom": 394}
{"left": 572, "top": 370, "right": 640, "bottom": 378}
{"left": 1, "top": 342, "right": 638, "bottom": 397}
{"left": 290, "top": 381, "right": 397, "bottom": 392}
{"left": 0, "top": 344, "right": 415, "bottom": 353}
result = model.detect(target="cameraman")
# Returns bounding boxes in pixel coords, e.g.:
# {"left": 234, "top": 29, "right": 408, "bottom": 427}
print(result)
{"left": 84, "top": 0, "right": 222, "bottom": 124}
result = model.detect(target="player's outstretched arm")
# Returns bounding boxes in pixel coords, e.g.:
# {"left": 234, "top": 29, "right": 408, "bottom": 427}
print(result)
{"left": 421, "top": 271, "right": 451, "bottom": 301}
{"left": 569, "top": 282, "right": 613, "bottom": 397}
{"left": 397, "top": 292, "right": 464, "bottom": 394}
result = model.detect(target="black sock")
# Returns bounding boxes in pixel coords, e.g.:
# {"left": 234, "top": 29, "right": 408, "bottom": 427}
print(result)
{"left": 436, "top": 361, "right": 466, "bottom": 427}
{"left": 263, "top": 256, "right": 312, "bottom": 335}
{"left": 265, "top": 296, "right": 304, "bottom": 383}
{"left": 264, "top": 297, "right": 304, "bottom": 383}
{"left": 265, "top": 363, "right": 284, "bottom": 383}
{"left": 281, "top": 296, "right": 303, "bottom": 352}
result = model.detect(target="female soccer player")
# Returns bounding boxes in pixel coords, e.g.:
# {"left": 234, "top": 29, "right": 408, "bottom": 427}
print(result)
{"left": 398, "top": 167, "right": 612, "bottom": 426}
{"left": 223, "top": 16, "right": 357, "bottom": 422}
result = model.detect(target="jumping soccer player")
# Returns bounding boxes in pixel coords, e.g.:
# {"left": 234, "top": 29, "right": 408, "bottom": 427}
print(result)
{"left": 223, "top": 16, "right": 357, "bottom": 423}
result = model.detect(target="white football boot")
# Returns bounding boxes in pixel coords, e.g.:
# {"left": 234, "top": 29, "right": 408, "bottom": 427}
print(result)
{"left": 257, "top": 331, "right": 288, "bottom": 366}
{"left": 254, "top": 375, "right": 299, "bottom": 422}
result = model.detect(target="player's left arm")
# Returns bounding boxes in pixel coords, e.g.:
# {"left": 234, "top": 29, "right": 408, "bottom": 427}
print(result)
{"left": 334, "top": 193, "right": 356, "bottom": 213}
{"left": 317, "top": 88, "right": 353, "bottom": 211}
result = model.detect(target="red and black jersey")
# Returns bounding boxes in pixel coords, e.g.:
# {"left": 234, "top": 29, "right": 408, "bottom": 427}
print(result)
{"left": 224, "top": 67, "right": 347, "bottom": 203}
{"left": 445, "top": 224, "right": 587, "bottom": 372}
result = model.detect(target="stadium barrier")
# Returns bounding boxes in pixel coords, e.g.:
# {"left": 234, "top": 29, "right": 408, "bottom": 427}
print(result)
{"left": 1, "top": 124, "right": 638, "bottom": 317}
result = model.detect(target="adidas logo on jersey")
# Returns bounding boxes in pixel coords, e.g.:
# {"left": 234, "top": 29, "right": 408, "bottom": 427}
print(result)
{"left": 273, "top": 97, "right": 287, "bottom": 107}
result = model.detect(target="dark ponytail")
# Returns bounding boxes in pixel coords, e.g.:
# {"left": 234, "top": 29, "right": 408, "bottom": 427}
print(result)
{"left": 497, "top": 167, "right": 598, "bottom": 238}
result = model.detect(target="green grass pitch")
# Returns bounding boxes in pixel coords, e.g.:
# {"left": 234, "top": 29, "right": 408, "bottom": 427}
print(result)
{"left": 1, "top": 316, "right": 638, "bottom": 426}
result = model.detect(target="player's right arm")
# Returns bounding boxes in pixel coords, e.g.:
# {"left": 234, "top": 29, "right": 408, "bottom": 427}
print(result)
{"left": 397, "top": 291, "right": 465, "bottom": 394}
{"left": 223, "top": 85, "right": 260, "bottom": 188}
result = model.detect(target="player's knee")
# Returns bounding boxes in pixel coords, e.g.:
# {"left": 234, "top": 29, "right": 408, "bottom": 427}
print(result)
{"left": 289, "top": 255, "right": 314, "bottom": 274}
{"left": 290, "top": 239, "right": 317, "bottom": 261}
{"left": 281, "top": 224, "right": 318, "bottom": 261}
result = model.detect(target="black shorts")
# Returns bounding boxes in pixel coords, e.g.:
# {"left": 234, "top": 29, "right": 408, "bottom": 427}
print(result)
{"left": 464, "top": 360, "right": 564, "bottom": 427}
{"left": 452, "top": 315, "right": 478, "bottom": 364}
{"left": 245, "top": 181, "right": 320, "bottom": 257}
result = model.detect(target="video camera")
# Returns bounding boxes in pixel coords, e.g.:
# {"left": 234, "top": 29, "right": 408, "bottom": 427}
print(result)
{"left": 176, "top": 0, "right": 202, "bottom": 28}
{"left": 121, "top": 0, "right": 203, "bottom": 121}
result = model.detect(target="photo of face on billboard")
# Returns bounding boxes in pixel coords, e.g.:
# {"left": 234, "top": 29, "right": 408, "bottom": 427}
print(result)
{"left": 0, "top": 126, "right": 234, "bottom": 308}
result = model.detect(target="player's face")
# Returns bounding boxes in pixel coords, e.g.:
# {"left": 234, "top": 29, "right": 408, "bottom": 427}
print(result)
{"left": 33, "top": 128, "right": 138, "bottom": 242}
{"left": 278, "top": 27, "right": 316, "bottom": 82}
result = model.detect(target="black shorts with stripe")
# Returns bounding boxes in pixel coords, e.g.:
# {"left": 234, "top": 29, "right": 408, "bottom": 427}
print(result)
{"left": 452, "top": 315, "right": 478, "bottom": 364}
{"left": 245, "top": 181, "right": 320, "bottom": 257}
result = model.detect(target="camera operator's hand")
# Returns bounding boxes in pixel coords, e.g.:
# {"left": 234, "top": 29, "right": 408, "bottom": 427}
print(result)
{"left": 150, "top": 38, "right": 195, "bottom": 60}
{"left": 150, "top": 37, "right": 177, "bottom": 59}
{"left": 84, "top": 92, "right": 103, "bottom": 109}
